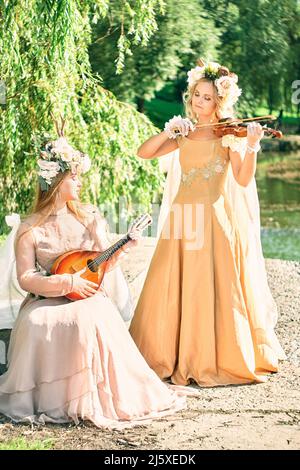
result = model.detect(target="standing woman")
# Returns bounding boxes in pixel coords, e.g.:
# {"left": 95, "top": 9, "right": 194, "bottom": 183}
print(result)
{"left": 130, "top": 59, "right": 286, "bottom": 387}
{"left": 0, "top": 129, "right": 187, "bottom": 428}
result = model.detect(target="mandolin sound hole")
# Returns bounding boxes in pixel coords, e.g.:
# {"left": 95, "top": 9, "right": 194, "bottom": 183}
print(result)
{"left": 87, "top": 259, "right": 99, "bottom": 273}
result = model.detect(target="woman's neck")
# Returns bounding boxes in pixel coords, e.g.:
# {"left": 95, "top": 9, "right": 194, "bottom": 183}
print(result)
{"left": 196, "top": 115, "right": 218, "bottom": 126}
{"left": 50, "top": 203, "right": 69, "bottom": 216}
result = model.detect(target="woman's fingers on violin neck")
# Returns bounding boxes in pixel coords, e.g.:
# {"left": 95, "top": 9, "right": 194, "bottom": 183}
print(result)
{"left": 247, "top": 122, "right": 263, "bottom": 135}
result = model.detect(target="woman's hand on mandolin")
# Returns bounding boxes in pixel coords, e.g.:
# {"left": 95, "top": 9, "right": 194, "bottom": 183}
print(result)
{"left": 71, "top": 268, "right": 99, "bottom": 298}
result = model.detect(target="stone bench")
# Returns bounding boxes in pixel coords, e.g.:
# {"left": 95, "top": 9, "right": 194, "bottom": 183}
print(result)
{"left": 0, "top": 329, "right": 11, "bottom": 375}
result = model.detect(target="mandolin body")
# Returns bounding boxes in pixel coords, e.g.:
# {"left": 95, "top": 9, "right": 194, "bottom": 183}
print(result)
{"left": 51, "top": 250, "right": 108, "bottom": 301}
{"left": 50, "top": 212, "right": 152, "bottom": 302}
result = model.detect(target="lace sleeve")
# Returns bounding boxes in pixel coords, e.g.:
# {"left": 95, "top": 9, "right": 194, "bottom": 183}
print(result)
{"left": 221, "top": 134, "right": 247, "bottom": 156}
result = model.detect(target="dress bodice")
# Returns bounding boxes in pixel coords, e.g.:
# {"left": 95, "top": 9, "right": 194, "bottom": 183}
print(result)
{"left": 176, "top": 136, "right": 230, "bottom": 202}
{"left": 21, "top": 207, "right": 106, "bottom": 273}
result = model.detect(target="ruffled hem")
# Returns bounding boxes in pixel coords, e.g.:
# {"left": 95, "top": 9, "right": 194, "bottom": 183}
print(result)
{"left": 0, "top": 369, "right": 188, "bottom": 429}
{"left": 0, "top": 365, "right": 188, "bottom": 429}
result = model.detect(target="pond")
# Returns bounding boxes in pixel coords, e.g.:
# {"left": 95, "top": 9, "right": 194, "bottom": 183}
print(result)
{"left": 256, "top": 150, "right": 300, "bottom": 260}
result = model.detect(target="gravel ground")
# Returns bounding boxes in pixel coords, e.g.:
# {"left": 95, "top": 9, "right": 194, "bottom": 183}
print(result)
{"left": 0, "top": 239, "right": 299, "bottom": 450}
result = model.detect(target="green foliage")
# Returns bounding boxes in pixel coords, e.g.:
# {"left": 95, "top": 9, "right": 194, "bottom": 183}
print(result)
{"left": 204, "top": 0, "right": 300, "bottom": 114}
{"left": 0, "top": 437, "right": 55, "bottom": 450}
{"left": 0, "top": 0, "right": 165, "bottom": 233}
{"left": 90, "top": 0, "right": 220, "bottom": 107}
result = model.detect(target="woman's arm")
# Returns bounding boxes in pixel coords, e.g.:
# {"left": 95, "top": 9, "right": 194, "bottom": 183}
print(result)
{"left": 138, "top": 115, "right": 194, "bottom": 159}
{"left": 16, "top": 224, "right": 73, "bottom": 297}
{"left": 229, "top": 122, "right": 264, "bottom": 187}
{"left": 229, "top": 148, "right": 258, "bottom": 187}
{"left": 137, "top": 131, "right": 178, "bottom": 159}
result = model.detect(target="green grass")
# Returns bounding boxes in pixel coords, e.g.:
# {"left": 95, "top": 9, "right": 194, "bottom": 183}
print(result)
{"left": 144, "top": 98, "right": 184, "bottom": 129}
{"left": 0, "top": 437, "right": 55, "bottom": 450}
{"left": 255, "top": 106, "right": 300, "bottom": 126}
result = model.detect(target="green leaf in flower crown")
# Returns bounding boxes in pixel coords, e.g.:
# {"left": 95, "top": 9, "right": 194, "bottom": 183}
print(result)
{"left": 58, "top": 160, "right": 70, "bottom": 173}
{"left": 38, "top": 176, "right": 50, "bottom": 192}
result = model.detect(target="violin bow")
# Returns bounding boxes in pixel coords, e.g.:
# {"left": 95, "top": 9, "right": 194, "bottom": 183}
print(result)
{"left": 195, "top": 115, "right": 276, "bottom": 129}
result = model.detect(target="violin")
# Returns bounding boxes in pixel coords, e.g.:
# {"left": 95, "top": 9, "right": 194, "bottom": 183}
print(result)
{"left": 213, "top": 123, "right": 283, "bottom": 139}
{"left": 51, "top": 213, "right": 152, "bottom": 301}
{"left": 196, "top": 115, "right": 283, "bottom": 139}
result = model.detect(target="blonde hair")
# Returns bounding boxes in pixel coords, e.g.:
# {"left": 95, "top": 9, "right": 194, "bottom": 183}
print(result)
{"left": 16, "top": 171, "right": 93, "bottom": 246}
{"left": 183, "top": 77, "right": 235, "bottom": 121}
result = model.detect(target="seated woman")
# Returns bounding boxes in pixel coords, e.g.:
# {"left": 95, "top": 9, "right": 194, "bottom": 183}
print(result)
{"left": 0, "top": 128, "right": 187, "bottom": 429}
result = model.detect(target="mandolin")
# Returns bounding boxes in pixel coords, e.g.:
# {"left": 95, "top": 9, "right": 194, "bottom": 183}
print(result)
{"left": 51, "top": 213, "right": 152, "bottom": 301}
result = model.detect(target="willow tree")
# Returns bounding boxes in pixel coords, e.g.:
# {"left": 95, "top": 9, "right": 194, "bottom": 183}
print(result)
{"left": 90, "top": 0, "right": 219, "bottom": 111}
{"left": 0, "top": 0, "right": 165, "bottom": 233}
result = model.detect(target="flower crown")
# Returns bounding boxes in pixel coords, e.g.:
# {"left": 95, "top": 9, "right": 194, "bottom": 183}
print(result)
{"left": 37, "top": 116, "right": 91, "bottom": 192}
{"left": 187, "top": 58, "right": 242, "bottom": 107}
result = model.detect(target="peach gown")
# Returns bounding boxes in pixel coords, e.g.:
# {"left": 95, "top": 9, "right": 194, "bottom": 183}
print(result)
{"left": 130, "top": 136, "right": 285, "bottom": 387}
{"left": 0, "top": 205, "right": 187, "bottom": 428}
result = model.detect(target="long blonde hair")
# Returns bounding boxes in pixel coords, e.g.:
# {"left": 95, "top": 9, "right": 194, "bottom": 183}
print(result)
{"left": 16, "top": 171, "right": 93, "bottom": 246}
{"left": 183, "top": 77, "right": 235, "bottom": 121}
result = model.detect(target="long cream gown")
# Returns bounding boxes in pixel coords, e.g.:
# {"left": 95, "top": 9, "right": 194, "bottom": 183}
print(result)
{"left": 130, "top": 136, "right": 285, "bottom": 387}
{"left": 0, "top": 205, "right": 187, "bottom": 428}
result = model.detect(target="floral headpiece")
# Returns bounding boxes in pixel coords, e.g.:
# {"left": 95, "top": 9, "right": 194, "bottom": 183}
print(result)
{"left": 37, "top": 115, "right": 91, "bottom": 192}
{"left": 187, "top": 58, "right": 242, "bottom": 107}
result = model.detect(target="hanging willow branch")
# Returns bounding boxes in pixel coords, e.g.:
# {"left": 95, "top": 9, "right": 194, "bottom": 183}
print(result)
{"left": 0, "top": 0, "right": 165, "bottom": 232}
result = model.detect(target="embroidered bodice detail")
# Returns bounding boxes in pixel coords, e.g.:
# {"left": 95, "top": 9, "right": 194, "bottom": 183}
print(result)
{"left": 180, "top": 154, "right": 227, "bottom": 187}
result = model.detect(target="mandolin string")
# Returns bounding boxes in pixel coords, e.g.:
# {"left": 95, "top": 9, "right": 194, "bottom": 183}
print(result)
{"left": 88, "top": 216, "right": 148, "bottom": 269}
{"left": 87, "top": 215, "right": 150, "bottom": 271}
{"left": 88, "top": 236, "right": 130, "bottom": 270}
{"left": 88, "top": 240, "right": 127, "bottom": 269}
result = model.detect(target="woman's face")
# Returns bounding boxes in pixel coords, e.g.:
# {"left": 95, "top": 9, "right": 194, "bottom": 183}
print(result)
{"left": 191, "top": 81, "right": 217, "bottom": 121}
{"left": 58, "top": 172, "right": 82, "bottom": 202}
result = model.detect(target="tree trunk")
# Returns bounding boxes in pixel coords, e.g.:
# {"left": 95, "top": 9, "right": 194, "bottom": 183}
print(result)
{"left": 137, "top": 97, "right": 145, "bottom": 113}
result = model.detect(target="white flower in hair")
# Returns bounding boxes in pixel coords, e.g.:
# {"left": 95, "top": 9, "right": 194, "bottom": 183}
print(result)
{"left": 37, "top": 159, "right": 60, "bottom": 172}
{"left": 215, "top": 76, "right": 242, "bottom": 103}
{"left": 37, "top": 116, "right": 92, "bottom": 191}
{"left": 187, "top": 59, "right": 242, "bottom": 106}
{"left": 208, "top": 61, "right": 221, "bottom": 71}
{"left": 187, "top": 66, "right": 205, "bottom": 86}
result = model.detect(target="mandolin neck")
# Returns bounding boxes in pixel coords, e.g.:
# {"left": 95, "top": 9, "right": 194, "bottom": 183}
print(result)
{"left": 93, "top": 234, "right": 131, "bottom": 267}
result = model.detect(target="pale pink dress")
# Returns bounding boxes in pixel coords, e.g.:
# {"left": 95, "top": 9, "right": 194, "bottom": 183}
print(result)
{"left": 0, "top": 205, "right": 186, "bottom": 428}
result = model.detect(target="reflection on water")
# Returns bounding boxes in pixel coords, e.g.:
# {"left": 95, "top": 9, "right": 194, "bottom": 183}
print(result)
{"left": 261, "top": 228, "right": 300, "bottom": 261}
{"left": 256, "top": 150, "right": 300, "bottom": 260}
